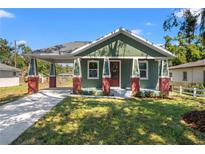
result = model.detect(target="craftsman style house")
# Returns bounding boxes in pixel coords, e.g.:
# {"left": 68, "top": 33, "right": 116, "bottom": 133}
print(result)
{"left": 26, "top": 28, "right": 175, "bottom": 96}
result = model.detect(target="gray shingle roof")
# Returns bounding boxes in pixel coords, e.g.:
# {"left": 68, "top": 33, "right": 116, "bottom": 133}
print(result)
{"left": 169, "top": 60, "right": 205, "bottom": 70}
{"left": 0, "top": 63, "right": 20, "bottom": 72}
{"left": 33, "top": 41, "right": 90, "bottom": 54}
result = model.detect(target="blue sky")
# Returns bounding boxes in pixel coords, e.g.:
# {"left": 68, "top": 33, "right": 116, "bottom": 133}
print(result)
{"left": 0, "top": 8, "right": 177, "bottom": 50}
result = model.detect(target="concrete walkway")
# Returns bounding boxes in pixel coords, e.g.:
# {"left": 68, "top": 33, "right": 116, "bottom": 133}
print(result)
{"left": 0, "top": 88, "right": 70, "bottom": 145}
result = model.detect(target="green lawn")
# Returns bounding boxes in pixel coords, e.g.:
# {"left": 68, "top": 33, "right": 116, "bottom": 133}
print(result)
{"left": 12, "top": 93, "right": 205, "bottom": 145}
{"left": 0, "top": 77, "right": 72, "bottom": 106}
{"left": 0, "top": 82, "right": 48, "bottom": 106}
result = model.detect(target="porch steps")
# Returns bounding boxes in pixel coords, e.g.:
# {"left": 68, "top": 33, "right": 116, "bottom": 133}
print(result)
{"left": 110, "top": 88, "right": 132, "bottom": 98}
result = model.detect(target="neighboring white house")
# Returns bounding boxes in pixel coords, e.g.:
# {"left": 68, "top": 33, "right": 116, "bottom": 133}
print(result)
{"left": 0, "top": 63, "right": 20, "bottom": 87}
{"left": 169, "top": 60, "right": 205, "bottom": 86}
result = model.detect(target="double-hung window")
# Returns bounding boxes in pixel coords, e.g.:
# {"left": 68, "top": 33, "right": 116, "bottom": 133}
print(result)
{"left": 139, "top": 61, "right": 148, "bottom": 80}
{"left": 183, "top": 72, "right": 187, "bottom": 81}
{"left": 87, "top": 60, "right": 99, "bottom": 79}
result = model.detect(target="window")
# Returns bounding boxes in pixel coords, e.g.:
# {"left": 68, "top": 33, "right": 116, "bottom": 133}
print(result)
{"left": 183, "top": 72, "right": 187, "bottom": 81}
{"left": 13, "top": 72, "right": 16, "bottom": 77}
{"left": 87, "top": 60, "right": 99, "bottom": 79}
{"left": 139, "top": 61, "right": 148, "bottom": 79}
{"left": 169, "top": 72, "right": 172, "bottom": 78}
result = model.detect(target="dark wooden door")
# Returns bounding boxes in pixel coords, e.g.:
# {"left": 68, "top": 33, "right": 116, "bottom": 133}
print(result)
{"left": 110, "top": 61, "right": 120, "bottom": 87}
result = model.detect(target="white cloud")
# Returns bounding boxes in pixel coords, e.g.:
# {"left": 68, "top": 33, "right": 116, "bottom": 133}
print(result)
{"left": 16, "top": 40, "right": 27, "bottom": 45}
{"left": 0, "top": 10, "right": 15, "bottom": 18}
{"left": 175, "top": 8, "right": 202, "bottom": 24}
{"left": 145, "top": 22, "right": 155, "bottom": 26}
{"left": 131, "top": 29, "right": 142, "bottom": 35}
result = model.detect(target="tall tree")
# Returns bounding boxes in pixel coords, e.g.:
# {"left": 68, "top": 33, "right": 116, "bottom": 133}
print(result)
{"left": 200, "top": 8, "right": 205, "bottom": 46}
{"left": 0, "top": 38, "right": 14, "bottom": 65}
{"left": 163, "top": 9, "right": 204, "bottom": 66}
{"left": 163, "top": 9, "right": 198, "bottom": 45}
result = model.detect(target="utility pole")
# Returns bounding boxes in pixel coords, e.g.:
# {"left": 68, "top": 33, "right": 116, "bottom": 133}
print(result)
{"left": 14, "top": 40, "right": 17, "bottom": 68}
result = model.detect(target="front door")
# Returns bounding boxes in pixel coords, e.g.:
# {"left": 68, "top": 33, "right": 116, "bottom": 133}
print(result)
{"left": 110, "top": 61, "right": 120, "bottom": 87}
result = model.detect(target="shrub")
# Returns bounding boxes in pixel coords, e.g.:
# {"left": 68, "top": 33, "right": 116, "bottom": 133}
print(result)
{"left": 94, "top": 90, "right": 104, "bottom": 96}
{"left": 133, "top": 90, "right": 159, "bottom": 98}
{"left": 159, "top": 92, "right": 166, "bottom": 98}
{"left": 144, "top": 91, "right": 155, "bottom": 98}
{"left": 188, "top": 83, "right": 205, "bottom": 95}
{"left": 76, "top": 89, "right": 82, "bottom": 95}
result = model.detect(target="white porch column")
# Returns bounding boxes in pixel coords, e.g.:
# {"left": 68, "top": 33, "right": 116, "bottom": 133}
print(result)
{"left": 131, "top": 58, "right": 140, "bottom": 95}
{"left": 159, "top": 59, "right": 170, "bottom": 96}
{"left": 102, "top": 58, "right": 111, "bottom": 95}
{"left": 28, "top": 58, "right": 39, "bottom": 94}
{"left": 49, "top": 63, "right": 56, "bottom": 88}
{"left": 73, "top": 58, "right": 82, "bottom": 94}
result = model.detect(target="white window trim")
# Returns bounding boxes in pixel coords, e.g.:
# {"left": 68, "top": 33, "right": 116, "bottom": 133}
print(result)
{"left": 87, "top": 60, "right": 99, "bottom": 79}
{"left": 139, "top": 60, "right": 148, "bottom": 80}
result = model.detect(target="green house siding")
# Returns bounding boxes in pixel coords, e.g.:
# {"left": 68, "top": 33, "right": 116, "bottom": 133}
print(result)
{"left": 76, "top": 34, "right": 165, "bottom": 58}
{"left": 121, "top": 59, "right": 132, "bottom": 88}
{"left": 80, "top": 59, "right": 159, "bottom": 90}
{"left": 139, "top": 60, "right": 159, "bottom": 89}
{"left": 81, "top": 59, "right": 103, "bottom": 88}
{"left": 121, "top": 59, "right": 159, "bottom": 89}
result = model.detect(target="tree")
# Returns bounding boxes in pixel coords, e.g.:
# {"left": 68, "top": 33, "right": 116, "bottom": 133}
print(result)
{"left": 18, "top": 44, "right": 32, "bottom": 66}
{"left": 163, "top": 9, "right": 199, "bottom": 45}
{"left": 0, "top": 38, "right": 14, "bottom": 65}
{"left": 200, "top": 8, "right": 205, "bottom": 46}
{"left": 163, "top": 9, "right": 204, "bottom": 66}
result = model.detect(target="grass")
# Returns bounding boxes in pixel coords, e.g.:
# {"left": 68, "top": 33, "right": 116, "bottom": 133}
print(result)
{"left": 12, "top": 93, "right": 205, "bottom": 145}
{"left": 0, "top": 77, "right": 72, "bottom": 106}
{"left": 0, "top": 82, "right": 48, "bottom": 106}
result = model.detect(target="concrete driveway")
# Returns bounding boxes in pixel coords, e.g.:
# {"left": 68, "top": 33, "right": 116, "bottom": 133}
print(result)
{"left": 0, "top": 88, "right": 70, "bottom": 145}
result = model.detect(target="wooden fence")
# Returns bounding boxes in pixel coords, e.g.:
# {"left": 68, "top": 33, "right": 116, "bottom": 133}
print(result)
{"left": 172, "top": 86, "right": 205, "bottom": 97}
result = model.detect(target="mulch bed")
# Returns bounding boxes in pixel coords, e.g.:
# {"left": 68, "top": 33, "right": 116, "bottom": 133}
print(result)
{"left": 182, "top": 110, "right": 205, "bottom": 132}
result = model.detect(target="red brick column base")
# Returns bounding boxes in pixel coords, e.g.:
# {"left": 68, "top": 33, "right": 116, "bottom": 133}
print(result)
{"left": 159, "top": 77, "right": 170, "bottom": 96}
{"left": 102, "top": 77, "right": 110, "bottom": 95}
{"left": 73, "top": 77, "right": 81, "bottom": 94}
{"left": 131, "top": 77, "right": 140, "bottom": 95}
{"left": 28, "top": 77, "right": 39, "bottom": 94}
{"left": 49, "top": 77, "right": 56, "bottom": 88}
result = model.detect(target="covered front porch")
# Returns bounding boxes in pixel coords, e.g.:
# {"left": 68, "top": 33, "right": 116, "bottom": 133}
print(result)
{"left": 26, "top": 55, "right": 170, "bottom": 97}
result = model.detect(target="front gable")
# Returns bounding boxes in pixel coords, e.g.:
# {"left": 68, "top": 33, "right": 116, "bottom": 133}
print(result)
{"left": 76, "top": 33, "right": 166, "bottom": 57}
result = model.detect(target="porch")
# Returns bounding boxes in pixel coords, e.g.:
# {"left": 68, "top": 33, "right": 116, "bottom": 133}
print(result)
{"left": 26, "top": 56, "right": 170, "bottom": 96}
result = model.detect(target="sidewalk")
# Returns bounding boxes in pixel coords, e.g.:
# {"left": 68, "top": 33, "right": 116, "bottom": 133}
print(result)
{"left": 0, "top": 88, "right": 70, "bottom": 145}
